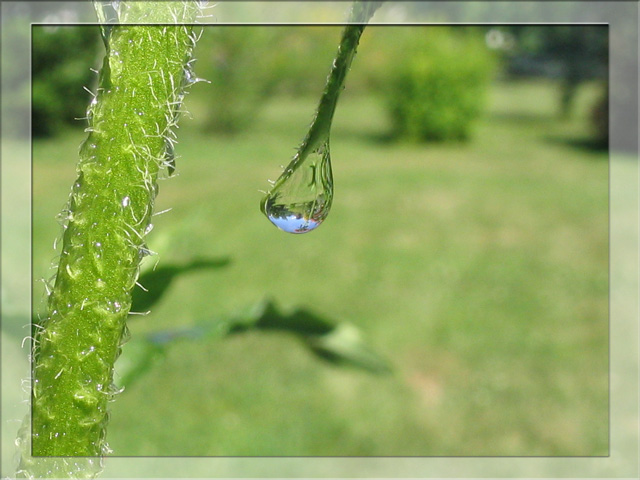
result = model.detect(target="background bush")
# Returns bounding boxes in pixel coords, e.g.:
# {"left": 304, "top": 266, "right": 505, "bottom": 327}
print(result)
{"left": 194, "top": 27, "right": 278, "bottom": 134}
{"left": 590, "top": 83, "right": 608, "bottom": 149}
{"left": 32, "top": 26, "right": 99, "bottom": 137}
{"left": 498, "top": 26, "right": 608, "bottom": 117}
{"left": 365, "top": 27, "right": 497, "bottom": 142}
{"left": 32, "top": 25, "right": 608, "bottom": 149}
{"left": 194, "top": 26, "right": 340, "bottom": 134}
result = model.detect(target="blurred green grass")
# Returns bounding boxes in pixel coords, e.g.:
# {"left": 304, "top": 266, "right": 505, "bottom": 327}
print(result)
{"left": 32, "top": 79, "right": 608, "bottom": 456}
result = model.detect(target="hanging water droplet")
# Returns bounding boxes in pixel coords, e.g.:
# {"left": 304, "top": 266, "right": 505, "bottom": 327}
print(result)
{"left": 259, "top": 5, "right": 380, "bottom": 234}
{"left": 261, "top": 140, "right": 333, "bottom": 234}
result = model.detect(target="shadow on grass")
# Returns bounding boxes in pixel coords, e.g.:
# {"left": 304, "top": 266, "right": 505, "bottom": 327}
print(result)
{"left": 29, "top": 255, "right": 391, "bottom": 388}
{"left": 490, "top": 111, "right": 555, "bottom": 127}
{"left": 116, "top": 298, "right": 392, "bottom": 389}
{"left": 492, "top": 111, "right": 608, "bottom": 154}
{"left": 334, "top": 129, "right": 398, "bottom": 145}
{"left": 228, "top": 300, "right": 391, "bottom": 373}
{"left": 131, "top": 256, "right": 231, "bottom": 314}
{"left": 544, "top": 134, "right": 609, "bottom": 154}
{"left": 335, "top": 112, "right": 557, "bottom": 146}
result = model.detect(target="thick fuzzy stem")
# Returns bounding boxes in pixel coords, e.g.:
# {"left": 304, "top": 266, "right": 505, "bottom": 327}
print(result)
{"left": 20, "top": 2, "right": 201, "bottom": 472}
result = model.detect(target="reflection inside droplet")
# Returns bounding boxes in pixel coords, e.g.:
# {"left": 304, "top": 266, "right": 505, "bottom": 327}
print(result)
{"left": 261, "top": 140, "right": 333, "bottom": 234}
{"left": 264, "top": 210, "right": 322, "bottom": 234}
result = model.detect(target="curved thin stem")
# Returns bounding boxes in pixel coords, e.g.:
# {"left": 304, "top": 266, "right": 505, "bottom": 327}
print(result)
{"left": 273, "top": 1, "right": 383, "bottom": 190}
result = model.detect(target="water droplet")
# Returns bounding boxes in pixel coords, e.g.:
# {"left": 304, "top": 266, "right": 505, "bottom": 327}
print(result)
{"left": 79, "top": 139, "right": 97, "bottom": 159}
{"left": 259, "top": 15, "right": 377, "bottom": 234}
{"left": 182, "top": 67, "right": 197, "bottom": 87}
{"left": 78, "top": 346, "right": 96, "bottom": 360}
{"left": 56, "top": 209, "right": 71, "bottom": 225}
{"left": 138, "top": 244, "right": 152, "bottom": 258}
{"left": 43, "top": 278, "right": 53, "bottom": 296}
{"left": 164, "top": 139, "right": 176, "bottom": 175}
{"left": 107, "top": 382, "right": 125, "bottom": 399}
{"left": 119, "top": 324, "right": 131, "bottom": 347}
{"left": 107, "top": 300, "right": 122, "bottom": 314}
{"left": 261, "top": 140, "right": 333, "bottom": 234}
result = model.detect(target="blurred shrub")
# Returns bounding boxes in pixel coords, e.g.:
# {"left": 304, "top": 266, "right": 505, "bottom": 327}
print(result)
{"left": 195, "top": 27, "right": 277, "bottom": 134}
{"left": 264, "top": 26, "right": 342, "bottom": 97}
{"left": 193, "top": 26, "right": 497, "bottom": 140}
{"left": 195, "top": 26, "right": 339, "bottom": 134}
{"left": 365, "top": 27, "right": 497, "bottom": 142}
{"left": 590, "top": 84, "right": 608, "bottom": 149}
{"left": 500, "top": 26, "right": 608, "bottom": 118}
{"left": 32, "top": 26, "right": 100, "bottom": 137}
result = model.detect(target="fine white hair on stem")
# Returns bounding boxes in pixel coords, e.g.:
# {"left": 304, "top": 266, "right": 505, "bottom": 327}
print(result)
{"left": 152, "top": 207, "right": 172, "bottom": 217}
{"left": 82, "top": 85, "right": 97, "bottom": 98}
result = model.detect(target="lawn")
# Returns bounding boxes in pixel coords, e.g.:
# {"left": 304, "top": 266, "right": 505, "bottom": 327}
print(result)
{"left": 32, "top": 79, "right": 608, "bottom": 456}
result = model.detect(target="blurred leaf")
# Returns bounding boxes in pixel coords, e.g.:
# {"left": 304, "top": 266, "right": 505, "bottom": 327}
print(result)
{"left": 307, "top": 323, "right": 392, "bottom": 374}
{"left": 32, "top": 25, "right": 100, "bottom": 137}
{"left": 234, "top": 300, "right": 392, "bottom": 373}
{"left": 229, "top": 299, "right": 334, "bottom": 336}
{"left": 115, "top": 298, "right": 391, "bottom": 388}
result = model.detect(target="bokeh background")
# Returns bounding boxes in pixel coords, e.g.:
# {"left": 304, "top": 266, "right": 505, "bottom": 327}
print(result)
{"left": 30, "top": 18, "right": 608, "bottom": 457}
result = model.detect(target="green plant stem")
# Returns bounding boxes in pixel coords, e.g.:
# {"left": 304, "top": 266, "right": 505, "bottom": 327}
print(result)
{"left": 23, "top": 0, "right": 200, "bottom": 468}
{"left": 278, "top": 1, "right": 382, "bottom": 183}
